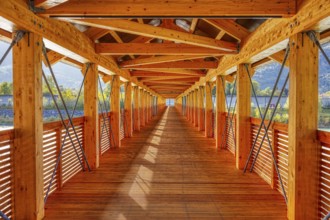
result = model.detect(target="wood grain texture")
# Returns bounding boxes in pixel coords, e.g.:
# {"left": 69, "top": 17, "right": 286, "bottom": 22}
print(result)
{"left": 133, "top": 86, "right": 140, "bottom": 131}
{"left": 110, "top": 76, "right": 121, "bottom": 148}
{"left": 124, "top": 82, "right": 133, "bottom": 138}
{"left": 236, "top": 64, "right": 251, "bottom": 170}
{"left": 205, "top": 82, "right": 213, "bottom": 138}
{"left": 13, "top": 32, "right": 44, "bottom": 220}
{"left": 216, "top": 76, "right": 226, "bottom": 149}
{"left": 84, "top": 63, "right": 99, "bottom": 169}
{"left": 288, "top": 32, "right": 320, "bottom": 220}
{"left": 44, "top": 107, "right": 287, "bottom": 219}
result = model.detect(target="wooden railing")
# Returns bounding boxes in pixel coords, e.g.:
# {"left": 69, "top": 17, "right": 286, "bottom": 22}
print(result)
{"left": 0, "top": 129, "right": 14, "bottom": 219}
{"left": 99, "top": 112, "right": 111, "bottom": 155}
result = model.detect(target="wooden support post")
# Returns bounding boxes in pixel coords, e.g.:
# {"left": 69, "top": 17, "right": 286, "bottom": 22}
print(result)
{"left": 140, "top": 88, "right": 145, "bottom": 127}
{"left": 216, "top": 75, "right": 226, "bottom": 149}
{"left": 84, "top": 63, "right": 99, "bottom": 169}
{"left": 205, "top": 82, "right": 213, "bottom": 138}
{"left": 187, "top": 94, "right": 190, "bottom": 120}
{"left": 190, "top": 92, "right": 194, "bottom": 123}
{"left": 144, "top": 91, "right": 149, "bottom": 124}
{"left": 148, "top": 93, "right": 152, "bottom": 121}
{"left": 124, "top": 82, "right": 132, "bottom": 137}
{"left": 236, "top": 64, "right": 251, "bottom": 169}
{"left": 288, "top": 32, "right": 320, "bottom": 220}
{"left": 110, "top": 75, "right": 120, "bottom": 147}
{"left": 198, "top": 86, "right": 205, "bottom": 131}
{"left": 194, "top": 89, "right": 199, "bottom": 127}
{"left": 133, "top": 86, "right": 140, "bottom": 131}
{"left": 13, "top": 32, "right": 44, "bottom": 220}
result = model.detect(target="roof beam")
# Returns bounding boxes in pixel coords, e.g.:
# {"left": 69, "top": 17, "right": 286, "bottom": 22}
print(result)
{"left": 204, "top": 19, "right": 250, "bottom": 41}
{"left": 96, "top": 43, "right": 236, "bottom": 56}
{"left": 132, "top": 68, "right": 205, "bottom": 76}
{"left": 131, "top": 71, "right": 198, "bottom": 77}
{"left": 39, "top": 0, "right": 296, "bottom": 17}
{"left": 69, "top": 19, "right": 238, "bottom": 51}
{"left": 178, "top": 0, "right": 330, "bottom": 98}
{"left": 140, "top": 76, "right": 200, "bottom": 82}
{"left": 0, "top": 0, "right": 160, "bottom": 97}
{"left": 121, "top": 60, "right": 218, "bottom": 69}
{"left": 120, "top": 55, "right": 211, "bottom": 67}
{"left": 35, "top": 0, "right": 68, "bottom": 9}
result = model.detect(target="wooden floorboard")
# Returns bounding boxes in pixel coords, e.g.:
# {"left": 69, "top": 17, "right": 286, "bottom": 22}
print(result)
{"left": 44, "top": 107, "right": 287, "bottom": 220}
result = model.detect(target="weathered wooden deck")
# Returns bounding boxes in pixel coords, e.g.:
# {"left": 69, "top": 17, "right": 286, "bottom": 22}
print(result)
{"left": 45, "top": 107, "right": 287, "bottom": 219}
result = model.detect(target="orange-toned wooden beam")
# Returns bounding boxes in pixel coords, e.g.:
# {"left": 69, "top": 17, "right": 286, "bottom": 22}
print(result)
{"left": 96, "top": 43, "right": 236, "bottom": 56}
{"left": 39, "top": 0, "right": 296, "bottom": 17}
{"left": 122, "top": 60, "right": 218, "bottom": 69}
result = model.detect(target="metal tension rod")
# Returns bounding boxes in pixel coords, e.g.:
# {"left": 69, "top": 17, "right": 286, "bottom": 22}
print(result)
{"left": 244, "top": 64, "right": 288, "bottom": 204}
{"left": 0, "top": 210, "right": 10, "bottom": 220}
{"left": 243, "top": 44, "right": 290, "bottom": 173}
{"left": 0, "top": 30, "right": 25, "bottom": 66}
{"left": 44, "top": 63, "right": 91, "bottom": 203}
{"left": 98, "top": 75, "right": 115, "bottom": 147}
{"left": 220, "top": 77, "right": 237, "bottom": 149}
{"left": 42, "top": 43, "right": 91, "bottom": 172}
{"left": 307, "top": 31, "right": 330, "bottom": 65}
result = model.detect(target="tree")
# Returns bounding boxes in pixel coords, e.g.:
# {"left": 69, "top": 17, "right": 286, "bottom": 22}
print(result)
{"left": 42, "top": 75, "right": 57, "bottom": 95}
{"left": 251, "top": 80, "right": 260, "bottom": 95}
{"left": 0, "top": 82, "right": 12, "bottom": 95}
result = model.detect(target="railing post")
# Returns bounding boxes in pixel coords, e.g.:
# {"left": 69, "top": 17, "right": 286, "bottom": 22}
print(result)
{"left": 133, "top": 86, "right": 140, "bottom": 131}
{"left": 124, "top": 82, "right": 132, "bottom": 137}
{"left": 236, "top": 64, "right": 251, "bottom": 169}
{"left": 140, "top": 88, "right": 145, "bottom": 127}
{"left": 205, "top": 82, "right": 213, "bottom": 138}
{"left": 194, "top": 88, "right": 199, "bottom": 127}
{"left": 110, "top": 75, "right": 121, "bottom": 148}
{"left": 56, "top": 127, "right": 63, "bottom": 189}
{"left": 198, "top": 86, "right": 205, "bottom": 131}
{"left": 216, "top": 75, "right": 226, "bottom": 149}
{"left": 288, "top": 32, "right": 320, "bottom": 220}
{"left": 13, "top": 31, "right": 44, "bottom": 219}
{"left": 84, "top": 63, "right": 99, "bottom": 169}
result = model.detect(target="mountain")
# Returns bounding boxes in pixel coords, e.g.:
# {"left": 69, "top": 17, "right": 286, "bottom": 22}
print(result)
{"left": 0, "top": 40, "right": 329, "bottom": 93}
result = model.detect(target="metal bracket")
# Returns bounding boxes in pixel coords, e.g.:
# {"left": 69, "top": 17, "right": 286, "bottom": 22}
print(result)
{"left": 29, "top": 0, "right": 45, "bottom": 13}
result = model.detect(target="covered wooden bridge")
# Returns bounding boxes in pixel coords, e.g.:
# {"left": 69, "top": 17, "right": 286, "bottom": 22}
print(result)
{"left": 0, "top": 0, "right": 329, "bottom": 219}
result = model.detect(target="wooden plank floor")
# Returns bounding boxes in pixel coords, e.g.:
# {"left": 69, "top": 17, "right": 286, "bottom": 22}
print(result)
{"left": 45, "top": 107, "right": 287, "bottom": 220}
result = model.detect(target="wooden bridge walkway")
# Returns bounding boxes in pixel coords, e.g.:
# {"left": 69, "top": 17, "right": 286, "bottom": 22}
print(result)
{"left": 45, "top": 107, "right": 287, "bottom": 219}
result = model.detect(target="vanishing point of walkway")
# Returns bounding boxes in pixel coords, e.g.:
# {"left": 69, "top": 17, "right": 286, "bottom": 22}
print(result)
{"left": 45, "top": 107, "right": 287, "bottom": 219}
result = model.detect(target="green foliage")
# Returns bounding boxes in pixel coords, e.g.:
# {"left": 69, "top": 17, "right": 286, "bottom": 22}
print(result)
{"left": 0, "top": 82, "right": 12, "bottom": 95}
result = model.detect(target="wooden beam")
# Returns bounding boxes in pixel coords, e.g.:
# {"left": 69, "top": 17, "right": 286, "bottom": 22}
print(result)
{"left": 124, "top": 82, "right": 133, "bottom": 137}
{"left": 96, "top": 43, "right": 235, "bottom": 56}
{"left": 108, "top": 30, "right": 135, "bottom": 59}
{"left": 216, "top": 75, "right": 226, "bottom": 149}
{"left": 236, "top": 64, "right": 251, "bottom": 169}
{"left": 133, "top": 86, "right": 140, "bottom": 131}
{"left": 140, "top": 76, "right": 199, "bottom": 81}
{"left": 13, "top": 32, "right": 44, "bottom": 220}
{"left": 84, "top": 27, "right": 109, "bottom": 42}
{"left": 133, "top": 68, "right": 205, "bottom": 76}
{"left": 205, "top": 82, "right": 213, "bottom": 138}
{"left": 110, "top": 75, "right": 121, "bottom": 147}
{"left": 83, "top": 63, "right": 99, "bottom": 169}
{"left": 204, "top": 19, "right": 250, "bottom": 41}
{"left": 177, "top": 0, "right": 330, "bottom": 98}
{"left": 70, "top": 19, "right": 238, "bottom": 51}
{"left": 40, "top": 0, "right": 296, "bottom": 17}
{"left": 190, "top": 18, "right": 199, "bottom": 33}
{"left": 131, "top": 71, "right": 197, "bottom": 77}
{"left": 0, "top": 0, "right": 159, "bottom": 97}
{"left": 121, "top": 55, "right": 210, "bottom": 67}
{"left": 269, "top": 50, "right": 289, "bottom": 67}
{"left": 35, "top": 0, "right": 68, "bottom": 9}
{"left": 198, "top": 86, "right": 205, "bottom": 131}
{"left": 122, "top": 60, "right": 218, "bottom": 69}
{"left": 144, "top": 91, "right": 149, "bottom": 124}
{"left": 288, "top": 32, "right": 320, "bottom": 220}
{"left": 43, "top": 50, "right": 65, "bottom": 67}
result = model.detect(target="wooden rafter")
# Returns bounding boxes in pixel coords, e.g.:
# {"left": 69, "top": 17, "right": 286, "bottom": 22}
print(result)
{"left": 140, "top": 76, "right": 200, "bottom": 82}
{"left": 39, "top": 0, "right": 296, "bottom": 17}
{"left": 121, "top": 55, "right": 211, "bottom": 67}
{"left": 69, "top": 19, "right": 238, "bottom": 51}
{"left": 132, "top": 68, "right": 205, "bottom": 76}
{"left": 96, "top": 43, "right": 236, "bottom": 56}
{"left": 131, "top": 71, "right": 199, "bottom": 77}
{"left": 121, "top": 60, "right": 218, "bottom": 69}
{"left": 108, "top": 30, "right": 135, "bottom": 59}
{"left": 84, "top": 27, "right": 109, "bottom": 42}
{"left": 204, "top": 19, "right": 250, "bottom": 41}
{"left": 190, "top": 18, "right": 199, "bottom": 33}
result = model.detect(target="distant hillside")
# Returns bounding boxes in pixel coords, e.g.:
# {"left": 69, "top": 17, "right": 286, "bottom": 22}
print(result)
{"left": 0, "top": 41, "right": 329, "bottom": 93}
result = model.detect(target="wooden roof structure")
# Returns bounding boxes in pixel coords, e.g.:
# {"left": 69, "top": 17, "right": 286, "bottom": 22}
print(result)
{"left": 0, "top": 1, "right": 330, "bottom": 220}
{"left": 0, "top": 0, "right": 328, "bottom": 99}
